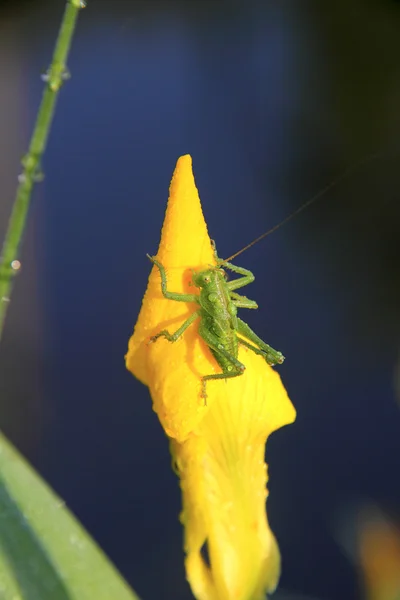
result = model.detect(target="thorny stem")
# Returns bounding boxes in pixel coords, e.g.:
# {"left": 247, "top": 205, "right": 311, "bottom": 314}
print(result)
{"left": 0, "top": 0, "right": 85, "bottom": 342}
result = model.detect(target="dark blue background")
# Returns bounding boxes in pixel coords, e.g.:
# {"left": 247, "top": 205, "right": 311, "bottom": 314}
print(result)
{"left": 1, "top": 1, "right": 400, "bottom": 599}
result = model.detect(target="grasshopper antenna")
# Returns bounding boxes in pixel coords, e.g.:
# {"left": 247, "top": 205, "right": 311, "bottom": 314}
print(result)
{"left": 224, "top": 152, "right": 380, "bottom": 262}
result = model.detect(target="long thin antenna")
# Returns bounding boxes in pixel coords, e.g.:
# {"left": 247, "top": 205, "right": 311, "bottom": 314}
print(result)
{"left": 224, "top": 153, "right": 380, "bottom": 262}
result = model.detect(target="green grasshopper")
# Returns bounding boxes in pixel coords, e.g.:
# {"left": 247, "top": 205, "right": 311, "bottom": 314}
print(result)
{"left": 147, "top": 155, "right": 377, "bottom": 400}
{"left": 147, "top": 242, "right": 283, "bottom": 400}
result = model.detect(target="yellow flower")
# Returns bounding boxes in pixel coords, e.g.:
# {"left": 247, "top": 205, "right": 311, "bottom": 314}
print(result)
{"left": 358, "top": 508, "right": 400, "bottom": 600}
{"left": 126, "top": 155, "right": 296, "bottom": 600}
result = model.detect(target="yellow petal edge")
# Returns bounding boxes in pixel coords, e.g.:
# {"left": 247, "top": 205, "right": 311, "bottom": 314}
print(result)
{"left": 126, "top": 155, "right": 296, "bottom": 600}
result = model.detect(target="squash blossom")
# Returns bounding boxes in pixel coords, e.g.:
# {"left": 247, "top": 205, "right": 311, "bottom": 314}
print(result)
{"left": 125, "top": 155, "right": 296, "bottom": 600}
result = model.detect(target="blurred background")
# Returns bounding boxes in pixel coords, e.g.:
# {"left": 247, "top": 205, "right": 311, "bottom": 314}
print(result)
{"left": 0, "top": 1, "right": 400, "bottom": 599}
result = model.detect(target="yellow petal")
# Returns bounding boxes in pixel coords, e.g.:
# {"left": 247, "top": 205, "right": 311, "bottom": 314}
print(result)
{"left": 358, "top": 509, "right": 400, "bottom": 600}
{"left": 126, "top": 154, "right": 216, "bottom": 441}
{"left": 172, "top": 349, "right": 294, "bottom": 600}
{"left": 126, "top": 155, "right": 296, "bottom": 599}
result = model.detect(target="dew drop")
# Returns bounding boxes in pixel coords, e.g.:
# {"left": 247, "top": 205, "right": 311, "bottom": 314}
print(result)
{"left": 61, "top": 67, "right": 71, "bottom": 81}
{"left": 41, "top": 70, "right": 50, "bottom": 82}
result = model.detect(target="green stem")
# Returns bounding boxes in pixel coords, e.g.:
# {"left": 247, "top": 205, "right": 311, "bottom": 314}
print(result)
{"left": 0, "top": 0, "right": 84, "bottom": 342}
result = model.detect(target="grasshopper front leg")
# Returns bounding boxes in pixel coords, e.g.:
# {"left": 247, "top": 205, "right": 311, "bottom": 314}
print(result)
{"left": 147, "top": 255, "right": 199, "bottom": 303}
{"left": 219, "top": 261, "right": 255, "bottom": 291}
{"left": 211, "top": 241, "right": 255, "bottom": 290}
{"left": 148, "top": 255, "right": 201, "bottom": 343}
{"left": 150, "top": 310, "right": 200, "bottom": 343}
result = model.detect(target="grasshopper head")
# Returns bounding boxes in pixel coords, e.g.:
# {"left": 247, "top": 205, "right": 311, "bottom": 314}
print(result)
{"left": 192, "top": 267, "right": 225, "bottom": 288}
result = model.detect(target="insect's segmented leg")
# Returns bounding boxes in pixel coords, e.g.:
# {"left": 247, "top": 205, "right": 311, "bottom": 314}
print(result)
{"left": 201, "top": 369, "right": 244, "bottom": 403}
{"left": 210, "top": 243, "right": 256, "bottom": 294}
{"left": 199, "top": 320, "right": 245, "bottom": 401}
{"left": 238, "top": 337, "right": 269, "bottom": 357}
{"left": 218, "top": 261, "right": 255, "bottom": 291}
{"left": 236, "top": 317, "right": 285, "bottom": 365}
{"left": 149, "top": 310, "right": 200, "bottom": 344}
{"left": 230, "top": 291, "right": 258, "bottom": 309}
{"left": 147, "top": 255, "right": 199, "bottom": 303}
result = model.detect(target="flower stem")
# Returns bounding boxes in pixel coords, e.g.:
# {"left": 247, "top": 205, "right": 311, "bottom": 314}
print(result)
{"left": 0, "top": 0, "right": 84, "bottom": 342}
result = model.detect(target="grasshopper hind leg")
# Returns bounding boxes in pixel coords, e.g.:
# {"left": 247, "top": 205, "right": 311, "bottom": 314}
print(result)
{"left": 201, "top": 365, "right": 245, "bottom": 403}
{"left": 237, "top": 317, "right": 284, "bottom": 365}
{"left": 199, "top": 321, "right": 245, "bottom": 403}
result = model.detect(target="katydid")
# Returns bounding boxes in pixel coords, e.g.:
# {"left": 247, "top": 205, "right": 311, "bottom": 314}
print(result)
{"left": 147, "top": 242, "right": 283, "bottom": 401}
{"left": 148, "top": 153, "right": 379, "bottom": 400}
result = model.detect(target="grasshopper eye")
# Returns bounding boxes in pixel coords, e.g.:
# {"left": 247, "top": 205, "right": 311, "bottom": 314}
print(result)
{"left": 204, "top": 276, "right": 210, "bottom": 283}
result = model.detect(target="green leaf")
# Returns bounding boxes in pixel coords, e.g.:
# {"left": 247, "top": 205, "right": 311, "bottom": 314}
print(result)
{"left": 0, "top": 431, "right": 141, "bottom": 600}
